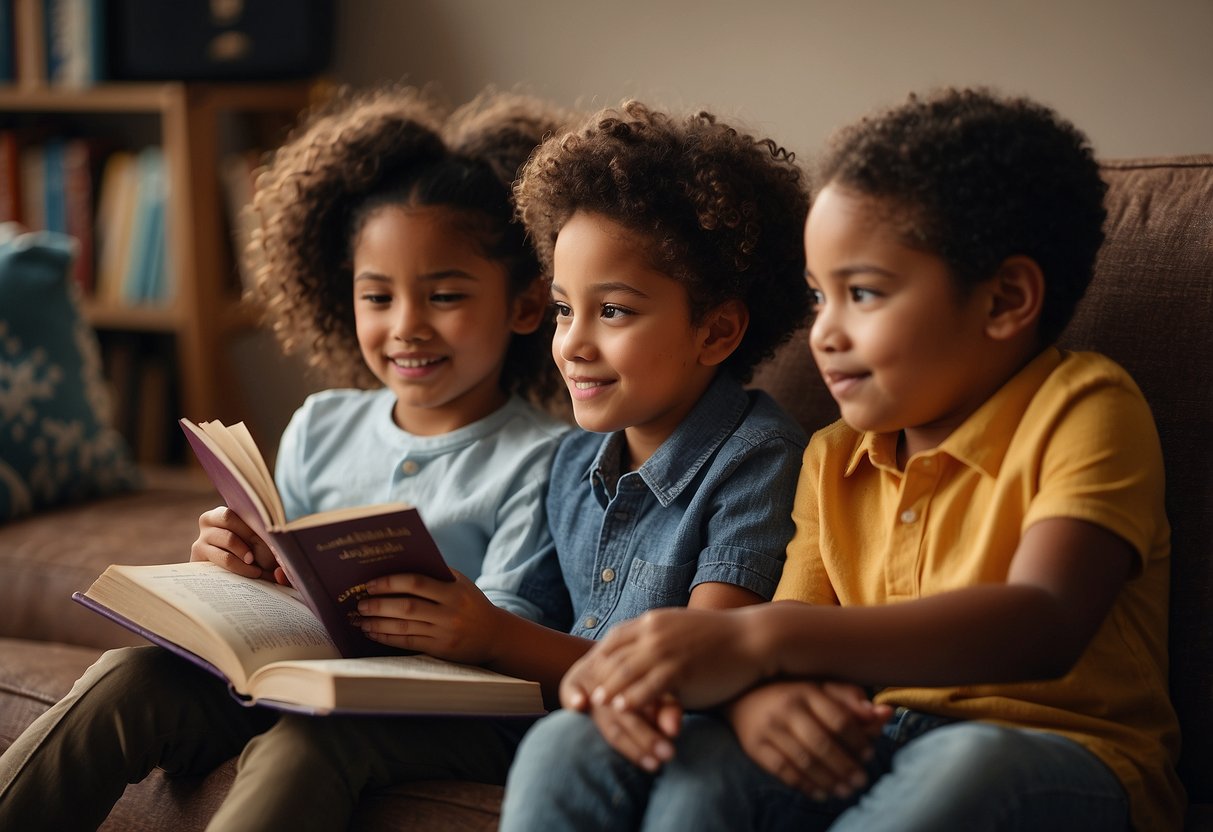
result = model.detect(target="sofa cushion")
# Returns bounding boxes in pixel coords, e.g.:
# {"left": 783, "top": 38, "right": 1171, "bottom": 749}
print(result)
{"left": 1058, "top": 156, "right": 1213, "bottom": 803}
{"left": 0, "top": 467, "right": 219, "bottom": 648}
{"left": 0, "top": 225, "right": 140, "bottom": 522}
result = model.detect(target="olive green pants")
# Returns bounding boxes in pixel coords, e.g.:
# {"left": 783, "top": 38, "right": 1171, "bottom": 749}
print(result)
{"left": 0, "top": 646, "right": 531, "bottom": 831}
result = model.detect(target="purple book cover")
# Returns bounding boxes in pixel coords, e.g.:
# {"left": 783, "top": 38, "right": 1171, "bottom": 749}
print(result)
{"left": 179, "top": 419, "right": 452, "bottom": 659}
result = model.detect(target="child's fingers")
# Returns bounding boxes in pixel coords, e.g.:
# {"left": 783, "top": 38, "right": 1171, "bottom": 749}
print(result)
{"left": 559, "top": 662, "right": 595, "bottom": 711}
{"left": 358, "top": 613, "right": 435, "bottom": 651}
{"left": 194, "top": 506, "right": 278, "bottom": 575}
{"left": 654, "top": 697, "right": 684, "bottom": 739}
{"left": 590, "top": 707, "right": 675, "bottom": 773}
{"left": 770, "top": 708, "right": 868, "bottom": 799}
{"left": 364, "top": 569, "right": 468, "bottom": 601}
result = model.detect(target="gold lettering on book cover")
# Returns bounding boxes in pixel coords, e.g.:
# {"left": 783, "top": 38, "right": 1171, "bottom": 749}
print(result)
{"left": 315, "top": 527, "right": 413, "bottom": 552}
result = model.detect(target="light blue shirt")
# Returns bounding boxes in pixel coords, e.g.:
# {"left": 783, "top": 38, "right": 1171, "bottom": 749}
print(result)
{"left": 274, "top": 389, "right": 569, "bottom": 622}
{"left": 521, "top": 374, "right": 807, "bottom": 638}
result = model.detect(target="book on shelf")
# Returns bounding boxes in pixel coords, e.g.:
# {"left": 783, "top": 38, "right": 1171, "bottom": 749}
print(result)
{"left": 0, "top": 130, "right": 20, "bottom": 223}
{"left": 121, "top": 145, "right": 167, "bottom": 304}
{"left": 93, "top": 149, "right": 138, "bottom": 304}
{"left": 74, "top": 561, "right": 544, "bottom": 716}
{"left": 62, "top": 136, "right": 100, "bottom": 294}
{"left": 179, "top": 416, "right": 454, "bottom": 658}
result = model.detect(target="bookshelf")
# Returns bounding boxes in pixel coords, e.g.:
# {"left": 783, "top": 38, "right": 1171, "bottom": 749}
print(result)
{"left": 0, "top": 79, "right": 315, "bottom": 462}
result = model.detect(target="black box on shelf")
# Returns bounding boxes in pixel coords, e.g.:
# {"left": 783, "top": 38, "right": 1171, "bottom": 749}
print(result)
{"left": 106, "top": 0, "right": 333, "bottom": 81}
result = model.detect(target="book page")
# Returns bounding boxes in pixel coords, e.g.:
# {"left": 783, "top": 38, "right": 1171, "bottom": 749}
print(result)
{"left": 85, "top": 563, "right": 339, "bottom": 690}
{"left": 199, "top": 420, "right": 284, "bottom": 527}
{"left": 247, "top": 654, "right": 545, "bottom": 715}
{"left": 226, "top": 421, "right": 284, "bottom": 525}
{"left": 180, "top": 418, "right": 273, "bottom": 531}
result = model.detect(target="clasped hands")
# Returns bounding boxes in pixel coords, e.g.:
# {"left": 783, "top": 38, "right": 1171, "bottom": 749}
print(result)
{"left": 559, "top": 606, "right": 891, "bottom": 800}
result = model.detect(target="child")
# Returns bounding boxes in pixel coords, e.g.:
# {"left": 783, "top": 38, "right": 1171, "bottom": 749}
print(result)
{"left": 0, "top": 84, "right": 572, "bottom": 829}
{"left": 0, "top": 97, "right": 814, "bottom": 830}
{"left": 507, "top": 88, "right": 1185, "bottom": 831}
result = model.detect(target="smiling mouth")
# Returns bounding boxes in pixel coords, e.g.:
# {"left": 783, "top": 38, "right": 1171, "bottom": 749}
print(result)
{"left": 822, "top": 370, "right": 869, "bottom": 395}
{"left": 393, "top": 356, "right": 444, "bottom": 369}
{"left": 573, "top": 380, "right": 609, "bottom": 390}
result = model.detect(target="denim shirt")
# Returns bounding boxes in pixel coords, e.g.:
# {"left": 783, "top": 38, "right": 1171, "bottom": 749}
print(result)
{"left": 522, "top": 373, "right": 807, "bottom": 638}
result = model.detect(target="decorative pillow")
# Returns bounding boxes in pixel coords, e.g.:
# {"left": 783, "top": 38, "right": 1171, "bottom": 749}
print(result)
{"left": 0, "top": 224, "right": 141, "bottom": 522}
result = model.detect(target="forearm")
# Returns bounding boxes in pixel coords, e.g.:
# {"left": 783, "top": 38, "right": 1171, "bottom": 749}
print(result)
{"left": 749, "top": 585, "right": 1089, "bottom": 688}
{"left": 484, "top": 607, "right": 594, "bottom": 706}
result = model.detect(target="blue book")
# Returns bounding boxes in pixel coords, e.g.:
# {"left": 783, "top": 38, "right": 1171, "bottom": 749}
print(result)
{"left": 121, "top": 146, "right": 165, "bottom": 304}
{"left": 0, "top": 0, "right": 14, "bottom": 83}
{"left": 42, "top": 139, "right": 67, "bottom": 233}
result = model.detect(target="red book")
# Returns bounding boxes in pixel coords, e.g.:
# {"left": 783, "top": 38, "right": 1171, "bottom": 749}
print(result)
{"left": 0, "top": 131, "right": 20, "bottom": 224}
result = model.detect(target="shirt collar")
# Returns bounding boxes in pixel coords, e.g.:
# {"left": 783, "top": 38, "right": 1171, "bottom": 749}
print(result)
{"left": 581, "top": 374, "right": 750, "bottom": 507}
{"left": 845, "top": 347, "right": 1063, "bottom": 478}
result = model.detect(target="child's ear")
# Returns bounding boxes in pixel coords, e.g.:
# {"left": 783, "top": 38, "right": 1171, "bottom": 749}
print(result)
{"left": 985, "top": 256, "right": 1044, "bottom": 341}
{"left": 509, "top": 278, "right": 549, "bottom": 335}
{"left": 698, "top": 299, "right": 750, "bottom": 367}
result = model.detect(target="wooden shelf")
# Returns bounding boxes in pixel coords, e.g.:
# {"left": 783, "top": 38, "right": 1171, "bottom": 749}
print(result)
{"left": 4, "top": 78, "right": 318, "bottom": 461}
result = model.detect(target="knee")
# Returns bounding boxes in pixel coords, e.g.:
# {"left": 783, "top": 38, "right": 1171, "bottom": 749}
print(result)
{"left": 78, "top": 646, "right": 190, "bottom": 698}
{"left": 896, "top": 722, "right": 1040, "bottom": 787}
{"left": 512, "top": 709, "right": 604, "bottom": 777}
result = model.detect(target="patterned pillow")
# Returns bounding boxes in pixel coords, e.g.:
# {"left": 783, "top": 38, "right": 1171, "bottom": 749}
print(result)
{"left": 0, "top": 224, "right": 141, "bottom": 521}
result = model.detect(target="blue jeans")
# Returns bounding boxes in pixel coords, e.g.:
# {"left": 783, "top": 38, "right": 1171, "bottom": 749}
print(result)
{"left": 499, "top": 707, "right": 1129, "bottom": 831}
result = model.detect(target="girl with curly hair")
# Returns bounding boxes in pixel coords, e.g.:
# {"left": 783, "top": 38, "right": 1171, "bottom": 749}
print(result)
{"left": 0, "top": 85, "right": 575, "bottom": 830}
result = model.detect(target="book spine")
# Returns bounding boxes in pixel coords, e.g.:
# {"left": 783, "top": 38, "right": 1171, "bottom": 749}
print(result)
{"left": 0, "top": 130, "right": 20, "bottom": 223}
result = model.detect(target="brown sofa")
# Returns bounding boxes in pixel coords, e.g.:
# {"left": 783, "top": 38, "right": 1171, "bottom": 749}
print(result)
{"left": 1, "top": 155, "right": 1210, "bottom": 830}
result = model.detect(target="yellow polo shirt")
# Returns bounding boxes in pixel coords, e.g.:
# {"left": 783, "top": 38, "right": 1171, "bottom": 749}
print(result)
{"left": 775, "top": 347, "right": 1183, "bottom": 830}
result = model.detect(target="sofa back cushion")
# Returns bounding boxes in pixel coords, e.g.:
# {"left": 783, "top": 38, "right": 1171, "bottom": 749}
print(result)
{"left": 1059, "top": 156, "right": 1213, "bottom": 801}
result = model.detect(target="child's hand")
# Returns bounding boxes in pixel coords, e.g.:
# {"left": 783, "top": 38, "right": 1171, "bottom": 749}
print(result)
{"left": 561, "top": 606, "right": 765, "bottom": 714}
{"left": 583, "top": 696, "right": 683, "bottom": 773}
{"left": 358, "top": 569, "right": 505, "bottom": 665}
{"left": 728, "top": 681, "right": 891, "bottom": 802}
{"left": 190, "top": 506, "right": 284, "bottom": 583}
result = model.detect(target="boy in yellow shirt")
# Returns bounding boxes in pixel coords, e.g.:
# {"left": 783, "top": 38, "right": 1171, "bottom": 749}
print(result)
{"left": 507, "top": 88, "right": 1184, "bottom": 831}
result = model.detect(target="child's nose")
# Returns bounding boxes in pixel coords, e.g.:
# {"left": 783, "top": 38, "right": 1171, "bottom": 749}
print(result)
{"left": 809, "top": 307, "right": 847, "bottom": 354}
{"left": 393, "top": 303, "right": 432, "bottom": 342}
{"left": 556, "top": 316, "right": 595, "bottom": 361}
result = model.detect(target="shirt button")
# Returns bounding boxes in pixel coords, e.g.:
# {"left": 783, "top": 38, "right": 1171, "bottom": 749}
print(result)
{"left": 900, "top": 509, "right": 918, "bottom": 524}
{"left": 919, "top": 457, "right": 933, "bottom": 468}
{"left": 584, "top": 616, "right": 599, "bottom": 628}
{"left": 601, "top": 568, "right": 616, "bottom": 583}
{"left": 401, "top": 460, "right": 420, "bottom": 475}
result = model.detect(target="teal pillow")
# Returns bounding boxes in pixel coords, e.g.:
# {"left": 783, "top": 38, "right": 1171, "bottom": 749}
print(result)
{"left": 0, "top": 224, "right": 141, "bottom": 521}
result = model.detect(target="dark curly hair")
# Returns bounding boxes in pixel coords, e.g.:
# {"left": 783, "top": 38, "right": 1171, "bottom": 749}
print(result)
{"left": 515, "top": 100, "right": 810, "bottom": 382}
{"left": 815, "top": 87, "right": 1107, "bottom": 344}
{"left": 247, "top": 84, "right": 573, "bottom": 406}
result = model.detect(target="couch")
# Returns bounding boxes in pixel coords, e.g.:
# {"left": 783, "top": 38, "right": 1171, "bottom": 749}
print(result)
{"left": 1, "top": 155, "right": 1210, "bottom": 830}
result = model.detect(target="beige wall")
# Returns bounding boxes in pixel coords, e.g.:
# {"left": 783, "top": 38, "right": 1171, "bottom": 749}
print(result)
{"left": 330, "top": 0, "right": 1213, "bottom": 160}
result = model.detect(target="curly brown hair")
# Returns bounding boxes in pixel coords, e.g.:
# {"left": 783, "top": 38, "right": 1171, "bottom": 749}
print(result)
{"left": 515, "top": 100, "right": 810, "bottom": 382}
{"left": 248, "top": 84, "right": 572, "bottom": 405}
{"left": 815, "top": 87, "right": 1107, "bottom": 344}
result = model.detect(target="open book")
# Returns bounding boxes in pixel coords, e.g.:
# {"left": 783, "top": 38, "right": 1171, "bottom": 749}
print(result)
{"left": 179, "top": 417, "right": 452, "bottom": 658}
{"left": 73, "top": 562, "right": 544, "bottom": 716}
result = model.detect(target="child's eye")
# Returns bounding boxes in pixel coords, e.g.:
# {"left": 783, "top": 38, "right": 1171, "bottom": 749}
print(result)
{"left": 552, "top": 301, "right": 572, "bottom": 318}
{"left": 600, "top": 304, "right": 632, "bottom": 320}
{"left": 359, "top": 292, "right": 391, "bottom": 305}
{"left": 850, "top": 286, "right": 880, "bottom": 303}
{"left": 807, "top": 288, "right": 826, "bottom": 308}
{"left": 431, "top": 292, "right": 467, "bottom": 304}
